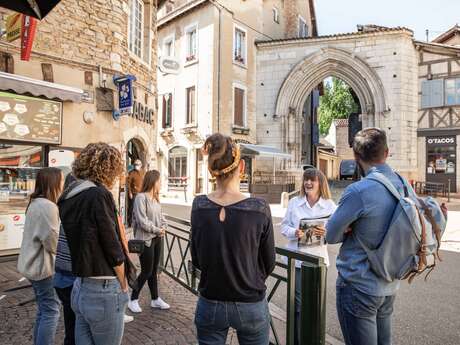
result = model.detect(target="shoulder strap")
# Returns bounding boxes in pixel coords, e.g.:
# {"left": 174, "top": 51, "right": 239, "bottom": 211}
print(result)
{"left": 366, "top": 172, "right": 403, "bottom": 201}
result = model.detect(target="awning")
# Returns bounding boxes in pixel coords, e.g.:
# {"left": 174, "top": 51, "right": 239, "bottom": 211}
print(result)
{"left": 0, "top": 71, "right": 84, "bottom": 102}
{"left": 240, "top": 144, "right": 291, "bottom": 159}
{"left": 0, "top": 0, "right": 62, "bottom": 20}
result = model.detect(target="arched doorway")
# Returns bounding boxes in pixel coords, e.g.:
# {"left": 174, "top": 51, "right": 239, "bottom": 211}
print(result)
{"left": 126, "top": 137, "right": 146, "bottom": 171}
{"left": 124, "top": 137, "right": 146, "bottom": 225}
{"left": 275, "top": 47, "right": 388, "bottom": 167}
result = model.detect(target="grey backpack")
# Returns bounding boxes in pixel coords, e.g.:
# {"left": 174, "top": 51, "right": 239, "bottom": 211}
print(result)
{"left": 355, "top": 172, "right": 447, "bottom": 283}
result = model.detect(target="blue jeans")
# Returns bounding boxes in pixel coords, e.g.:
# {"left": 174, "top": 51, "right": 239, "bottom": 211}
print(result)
{"left": 336, "top": 278, "right": 395, "bottom": 345}
{"left": 71, "top": 278, "right": 129, "bottom": 345}
{"left": 30, "top": 277, "right": 61, "bottom": 345}
{"left": 195, "top": 296, "right": 271, "bottom": 345}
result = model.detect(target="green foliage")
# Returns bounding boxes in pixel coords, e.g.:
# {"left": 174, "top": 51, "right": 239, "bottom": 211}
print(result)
{"left": 318, "top": 78, "right": 359, "bottom": 135}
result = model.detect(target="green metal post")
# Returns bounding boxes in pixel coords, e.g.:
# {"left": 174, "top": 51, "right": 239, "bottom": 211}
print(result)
{"left": 286, "top": 258, "right": 297, "bottom": 345}
{"left": 300, "top": 261, "right": 327, "bottom": 345}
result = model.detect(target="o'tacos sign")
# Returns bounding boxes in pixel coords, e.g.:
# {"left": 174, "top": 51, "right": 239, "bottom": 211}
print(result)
{"left": 426, "top": 137, "right": 456, "bottom": 145}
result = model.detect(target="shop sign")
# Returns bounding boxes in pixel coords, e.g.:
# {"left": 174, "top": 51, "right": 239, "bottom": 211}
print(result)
{"left": 20, "top": 15, "right": 38, "bottom": 61}
{"left": 159, "top": 56, "right": 181, "bottom": 75}
{"left": 0, "top": 213, "right": 25, "bottom": 253}
{"left": 6, "top": 13, "right": 22, "bottom": 42}
{"left": 0, "top": 91, "right": 62, "bottom": 144}
{"left": 426, "top": 137, "right": 456, "bottom": 145}
{"left": 114, "top": 75, "right": 136, "bottom": 115}
{"left": 130, "top": 101, "right": 154, "bottom": 125}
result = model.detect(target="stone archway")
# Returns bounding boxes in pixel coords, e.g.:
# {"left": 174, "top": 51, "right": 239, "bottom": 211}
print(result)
{"left": 275, "top": 47, "right": 389, "bottom": 165}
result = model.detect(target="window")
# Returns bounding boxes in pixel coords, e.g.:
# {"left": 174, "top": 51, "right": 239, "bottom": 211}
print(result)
{"left": 421, "top": 80, "right": 444, "bottom": 108}
{"left": 233, "top": 86, "right": 246, "bottom": 127}
{"left": 186, "top": 27, "right": 197, "bottom": 62}
{"left": 186, "top": 86, "right": 196, "bottom": 124}
{"left": 273, "top": 7, "right": 279, "bottom": 23}
{"left": 445, "top": 78, "right": 460, "bottom": 106}
{"left": 298, "top": 16, "right": 308, "bottom": 38}
{"left": 0, "top": 52, "right": 14, "bottom": 73}
{"left": 168, "top": 147, "right": 187, "bottom": 186}
{"left": 163, "top": 38, "right": 174, "bottom": 57}
{"left": 162, "top": 93, "right": 173, "bottom": 128}
{"left": 129, "top": 0, "right": 144, "bottom": 58}
{"left": 234, "top": 27, "right": 246, "bottom": 65}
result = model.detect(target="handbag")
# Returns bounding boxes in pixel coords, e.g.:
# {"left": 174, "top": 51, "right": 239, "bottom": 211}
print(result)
{"left": 128, "top": 239, "right": 145, "bottom": 254}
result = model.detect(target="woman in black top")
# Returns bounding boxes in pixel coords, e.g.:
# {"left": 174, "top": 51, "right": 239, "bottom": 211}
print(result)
{"left": 191, "top": 133, "right": 276, "bottom": 345}
{"left": 59, "top": 143, "right": 130, "bottom": 345}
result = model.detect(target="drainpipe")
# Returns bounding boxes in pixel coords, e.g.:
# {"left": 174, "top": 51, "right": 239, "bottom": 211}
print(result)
{"left": 210, "top": 0, "right": 222, "bottom": 132}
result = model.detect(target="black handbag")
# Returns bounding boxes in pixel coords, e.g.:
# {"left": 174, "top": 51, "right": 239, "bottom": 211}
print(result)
{"left": 128, "top": 239, "right": 145, "bottom": 254}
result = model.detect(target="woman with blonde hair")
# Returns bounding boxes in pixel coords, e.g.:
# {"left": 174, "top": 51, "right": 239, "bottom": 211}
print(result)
{"left": 191, "top": 133, "right": 276, "bottom": 345}
{"left": 128, "top": 169, "right": 170, "bottom": 313}
{"left": 281, "top": 168, "right": 336, "bottom": 345}
{"left": 59, "top": 142, "right": 131, "bottom": 345}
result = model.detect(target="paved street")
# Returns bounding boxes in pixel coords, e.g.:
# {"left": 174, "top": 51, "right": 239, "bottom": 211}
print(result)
{"left": 162, "top": 200, "right": 460, "bottom": 345}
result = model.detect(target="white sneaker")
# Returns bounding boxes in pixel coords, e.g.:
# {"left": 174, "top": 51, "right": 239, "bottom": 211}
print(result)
{"left": 151, "top": 297, "right": 170, "bottom": 310}
{"left": 124, "top": 314, "right": 134, "bottom": 323}
{"left": 128, "top": 300, "right": 142, "bottom": 313}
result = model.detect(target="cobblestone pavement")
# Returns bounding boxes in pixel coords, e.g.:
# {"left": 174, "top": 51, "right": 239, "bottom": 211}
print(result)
{"left": 0, "top": 258, "right": 201, "bottom": 345}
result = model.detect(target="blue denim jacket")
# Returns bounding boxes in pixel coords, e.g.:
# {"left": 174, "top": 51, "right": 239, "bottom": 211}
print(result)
{"left": 326, "top": 163, "right": 404, "bottom": 297}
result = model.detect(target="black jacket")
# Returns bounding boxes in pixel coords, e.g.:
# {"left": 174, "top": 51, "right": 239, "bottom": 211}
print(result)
{"left": 58, "top": 181, "right": 125, "bottom": 277}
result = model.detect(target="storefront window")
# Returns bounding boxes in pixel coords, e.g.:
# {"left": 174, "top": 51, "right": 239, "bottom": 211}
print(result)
{"left": 0, "top": 144, "right": 44, "bottom": 254}
{"left": 427, "top": 145, "right": 456, "bottom": 175}
{"left": 426, "top": 136, "right": 457, "bottom": 192}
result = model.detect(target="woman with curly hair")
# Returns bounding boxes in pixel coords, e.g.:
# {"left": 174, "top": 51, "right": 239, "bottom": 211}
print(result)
{"left": 58, "top": 142, "right": 130, "bottom": 345}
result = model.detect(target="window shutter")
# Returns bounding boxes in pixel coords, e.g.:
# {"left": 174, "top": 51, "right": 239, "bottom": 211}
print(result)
{"left": 190, "top": 87, "right": 195, "bottom": 123}
{"left": 431, "top": 80, "right": 444, "bottom": 108}
{"left": 234, "top": 88, "right": 244, "bottom": 127}
{"left": 162, "top": 95, "right": 167, "bottom": 128}
{"left": 169, "top": 94, "right": 173, "bottom": 127}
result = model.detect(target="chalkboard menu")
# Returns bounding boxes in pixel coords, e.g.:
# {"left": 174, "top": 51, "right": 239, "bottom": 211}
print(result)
{"left": 0, "top": 91, "right": 62, "bottom": 144}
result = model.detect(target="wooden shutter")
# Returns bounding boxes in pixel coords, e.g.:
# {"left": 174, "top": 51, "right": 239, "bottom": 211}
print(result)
{"left": 234, "top": 88, "right": 244, "bottom": 127}
{"left": 162, "top": 95, "right": 167, "bottom": 128}
{"left": 421, "top": 81, "right": 430, "bottom": 109}
{"left": 431, "top": 80, "right": 444, "bottom": 107}
{"left": 168, "top": 94, "right": 173, "bottom": 127}
{"left": 422, "top": 80, "right": 444, "bottom": 108}
{"left": 190, "top": 87, "right": 195, "bottom": 123}
{"left": 0, "top": 52, "right": 14, "bottom": 73}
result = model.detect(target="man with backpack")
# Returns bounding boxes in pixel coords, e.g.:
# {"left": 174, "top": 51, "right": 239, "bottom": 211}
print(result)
{"left": 326, "top": 127, "right": 446, "bottom": 345}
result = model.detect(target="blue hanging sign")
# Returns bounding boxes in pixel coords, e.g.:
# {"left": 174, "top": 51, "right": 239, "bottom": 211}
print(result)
{"left": 113, "top": 75, "right": 136, "bottom": 116}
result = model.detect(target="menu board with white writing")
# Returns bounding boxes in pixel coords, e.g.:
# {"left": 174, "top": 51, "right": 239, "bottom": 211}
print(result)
{"left": 0, "top": 91, "right": 62, "bottom": 144}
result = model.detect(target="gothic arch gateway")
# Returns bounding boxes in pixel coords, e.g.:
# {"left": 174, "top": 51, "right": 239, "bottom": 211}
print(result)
{"left": 275, "top": 47, "right": 388, "bottom": 128}
{"left": 256, "top": 28, "right": 419, "bottom": 175}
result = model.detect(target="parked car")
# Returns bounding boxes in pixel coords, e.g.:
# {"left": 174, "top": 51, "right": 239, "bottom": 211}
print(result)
{"left": 339, "top": 160, "right": 357, "bottom": 180}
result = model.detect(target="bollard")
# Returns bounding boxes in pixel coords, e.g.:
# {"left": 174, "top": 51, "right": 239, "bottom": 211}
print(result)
{"left": 448, "top": 179, "right": 451, "bottom": 203}
{"left": 300, "top": 260, "right": 327, "bottom": 345}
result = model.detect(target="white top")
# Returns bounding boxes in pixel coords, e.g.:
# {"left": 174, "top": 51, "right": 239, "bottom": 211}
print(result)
{"left": 281, "top": 196, "right": 337, "bottom": 267}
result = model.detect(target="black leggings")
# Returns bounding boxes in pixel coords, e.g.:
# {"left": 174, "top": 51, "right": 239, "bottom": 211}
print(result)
{"left": 131, "top": 237, "right": 161, "bottom": 300}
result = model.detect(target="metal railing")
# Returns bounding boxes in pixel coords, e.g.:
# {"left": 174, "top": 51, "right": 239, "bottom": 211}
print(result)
{"left": 161, "top": 214, "right": 327, "bottom": 345}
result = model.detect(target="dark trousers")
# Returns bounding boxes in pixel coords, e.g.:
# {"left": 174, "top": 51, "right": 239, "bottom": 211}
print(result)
{"left": 131, "top": 237, "right": 161, "bottom": 301}
{"left": 127, "top": 194, "right": 136, "bottom": 227}
{"left": 55, "top": 286, "right": 76, "bottom": 345}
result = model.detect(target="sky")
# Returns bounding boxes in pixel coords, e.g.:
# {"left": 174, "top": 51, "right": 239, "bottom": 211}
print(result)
{"left": 315, "top": 0, "right": 460, "bottom": 41}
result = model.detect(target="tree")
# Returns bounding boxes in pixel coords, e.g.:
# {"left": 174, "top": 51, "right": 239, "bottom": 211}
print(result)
{"left": 318, "top": 78, "right": 359, "bottom": 135}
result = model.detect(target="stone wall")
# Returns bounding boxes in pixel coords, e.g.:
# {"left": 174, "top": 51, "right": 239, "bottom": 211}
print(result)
{"left": 0, "top": 0, "right": 158, "bottom": 92}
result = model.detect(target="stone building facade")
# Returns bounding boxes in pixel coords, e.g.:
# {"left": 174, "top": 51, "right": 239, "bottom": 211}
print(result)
{"left": 0, "top": 0, "right": 162, "bottom": 254}
{"left": 156, "top": 0, "right": 315, "bottom": 197}
{"left": 256, "top": 27, "right": 419, "bottom": 179}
